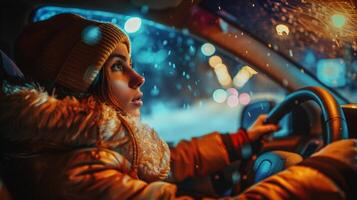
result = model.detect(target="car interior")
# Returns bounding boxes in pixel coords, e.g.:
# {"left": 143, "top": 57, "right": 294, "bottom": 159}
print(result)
{"left": 1, "top": 0, "right": 357, "bottom": 199}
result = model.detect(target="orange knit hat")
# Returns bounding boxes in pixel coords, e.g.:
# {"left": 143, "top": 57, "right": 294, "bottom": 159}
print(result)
{"left": 15, "top": 13, "right": 130, "bottom": 92}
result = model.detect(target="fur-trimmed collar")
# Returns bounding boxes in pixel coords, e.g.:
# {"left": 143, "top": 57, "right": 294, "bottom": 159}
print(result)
{"left": 0, "top": 82, "right": 170, "bottom": 182}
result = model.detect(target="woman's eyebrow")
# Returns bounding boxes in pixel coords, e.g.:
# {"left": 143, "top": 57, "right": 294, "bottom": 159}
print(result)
{"left": 108, "top": 53, "right": 128, "bottom": 62}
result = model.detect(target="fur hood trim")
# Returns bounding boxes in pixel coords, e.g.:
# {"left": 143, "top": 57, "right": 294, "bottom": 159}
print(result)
{"left": 0, "top": 82, "right": 170, "bottom": 181}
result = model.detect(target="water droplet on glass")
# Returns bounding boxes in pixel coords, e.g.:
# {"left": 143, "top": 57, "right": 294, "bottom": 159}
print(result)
{"left": 150, "top": 85, "right": 160, "bottom": 96}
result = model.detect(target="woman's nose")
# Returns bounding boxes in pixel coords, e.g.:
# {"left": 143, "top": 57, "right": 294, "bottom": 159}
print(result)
{"left": 129, "top": 70, "right": 145, "bottom": 89}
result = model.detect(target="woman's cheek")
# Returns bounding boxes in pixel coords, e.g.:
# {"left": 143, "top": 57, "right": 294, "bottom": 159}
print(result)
{"left": 112, "top": 79, "right": 131, "bottom": 103}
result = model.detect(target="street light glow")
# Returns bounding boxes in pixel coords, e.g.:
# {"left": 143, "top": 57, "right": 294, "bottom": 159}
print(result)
{"left": 124, "top": 17, "right": 142, "bottom": 33}
{"left": 275, "top": 24, "right": 290, "bottom": 36}
{"left": 331, "top": 14, "right": 347, "bottom": 28}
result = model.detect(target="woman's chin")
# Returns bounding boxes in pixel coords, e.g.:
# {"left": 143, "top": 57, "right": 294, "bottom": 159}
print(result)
{"left": 127, "top": 109, "right": 141, "bottom": 118}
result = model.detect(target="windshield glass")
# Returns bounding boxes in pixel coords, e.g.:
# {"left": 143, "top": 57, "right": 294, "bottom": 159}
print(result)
{"left": 33, "top": 6, "right": 286, "bottom": 143}
{"left": 201, "top": 0, "right": 357, "bottom": 102}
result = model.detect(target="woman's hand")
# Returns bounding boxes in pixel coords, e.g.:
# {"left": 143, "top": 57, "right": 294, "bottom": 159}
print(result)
{"left": 247, "top": 114, "right": 280, "bottom": 141}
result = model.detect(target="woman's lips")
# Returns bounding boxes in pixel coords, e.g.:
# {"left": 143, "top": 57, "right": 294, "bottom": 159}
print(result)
{"left": 131, "top": 99, "right": 143, "bottom": 107}
{"left": 131, "top": 94, "right": 143, "bottom": 107}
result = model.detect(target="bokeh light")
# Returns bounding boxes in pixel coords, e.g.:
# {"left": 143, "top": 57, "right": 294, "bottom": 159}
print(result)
{"left": 275, "top": 24, "right": 290, "bottom": 36}
{"left": 303, "top": 50, "right": 316, "bottom": 69}
{"left": 244, "top": 66, "right": 258, "bottom": 75}
{"left": 201, "top": 43, "right": 216, "bottom": 56}
{"left": 213, "top": 89, "right": 228, "bottom": 103}
{"left": 233, "top": 66, "right": 257, "bottom": 88}
{"left": 124, "top": 17, "right": 142, "bottom": 33}
{"left": 239, "top": 93, "right": 251, "bottom": 105}
{"left": 317, "top": 58, "right": 346, "bottom": 87}
{"left": 233, "top": 69, "right": 250, "bottom": 87}
{"left": 227, "top": 95, "right": 239, "bottom": 107}
{"left": 214, "top": 64, "right": 232, "bottom": 87}
{"left": 150, "top": 85, "right": 160, "bottom": 96}
{"left": 208, "top": 55, "right": 223, "bottom": 68}
{"left": 82, "top": 25, "right": 102, "bottom": 45}
{"left": 227, "top": 88, "right": 238, "bottom": 96}
{"left": 331, "top": 14, "right": 347, "bottom": 28}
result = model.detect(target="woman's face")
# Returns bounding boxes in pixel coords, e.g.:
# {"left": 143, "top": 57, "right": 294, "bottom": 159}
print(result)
{"left": 103, "top": 43, "right": 145, "bottom": 117}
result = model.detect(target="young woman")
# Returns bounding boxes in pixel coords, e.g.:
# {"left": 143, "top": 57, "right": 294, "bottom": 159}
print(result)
{"left": 0, "top": 13, "right": 355, "bottom": 200}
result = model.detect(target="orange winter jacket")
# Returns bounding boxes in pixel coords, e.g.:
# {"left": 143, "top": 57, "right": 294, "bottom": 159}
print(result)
{"left": 0, "top": 84, "right": 346, "bottom": 200}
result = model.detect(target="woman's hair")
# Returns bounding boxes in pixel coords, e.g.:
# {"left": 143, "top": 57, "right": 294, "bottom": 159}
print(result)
{"left": 40, "top": 66, "right": 125, "bottom": 114}
{"left": 88, "top": 67, "right": 125, "bottom": 114}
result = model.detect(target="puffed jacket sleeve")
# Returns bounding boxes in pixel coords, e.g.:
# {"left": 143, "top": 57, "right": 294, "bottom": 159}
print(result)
{"left": 62, "top": 150, "right": 347, "bottom": 200}
{"left": 169, "top": 129, "right": 252, "bottom": 182}
{"left": 61, "top": 148, "right": 192, "bottom": 200}
{"left": 235, "top": 165, "right": 345, "bottom": 200}
{"left": 167, "top": 126, "right": 351, "bottom": 199}
{"left": 169, "top": 132, "right": 231, "bottom": 182}
{"left": 232, "top": 154, "right": 354, "bottom": 200}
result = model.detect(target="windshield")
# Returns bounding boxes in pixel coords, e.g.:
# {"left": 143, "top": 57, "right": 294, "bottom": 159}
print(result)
{"left": 201, "top": 0, "right": 357, "bottom": 102}
{"left": 32, "top": 6, "right": 287, "bottom": 143}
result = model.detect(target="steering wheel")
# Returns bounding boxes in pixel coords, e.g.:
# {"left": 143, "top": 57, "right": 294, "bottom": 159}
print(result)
{"left": 235, "top": 86, "right": 349, "bottom": 192}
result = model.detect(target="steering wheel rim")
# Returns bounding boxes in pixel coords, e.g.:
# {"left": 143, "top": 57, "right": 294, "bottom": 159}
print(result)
{"left": 234, "top": 87, "right": 349, "bottom": 195}
{"left": 265, "top": 86, "right": 349, "bottom": 144}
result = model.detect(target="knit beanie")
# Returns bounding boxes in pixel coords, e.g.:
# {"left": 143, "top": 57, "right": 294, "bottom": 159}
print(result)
{"left": 15, "top": 13, "right": 130, "bottom": 92}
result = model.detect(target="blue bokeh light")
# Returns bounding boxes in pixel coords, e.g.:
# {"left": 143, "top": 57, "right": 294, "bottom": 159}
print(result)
{"left": 201, "top": 43, "right": 216, "bottom": 56}
{"left": 81, "top": 25, "right": 101, "bottom": 45}
{"left": 317, "top": 58, "right": 346, "bottom": 88}
{"left": 303, "top": 49, "right": 316, "bottom": 69}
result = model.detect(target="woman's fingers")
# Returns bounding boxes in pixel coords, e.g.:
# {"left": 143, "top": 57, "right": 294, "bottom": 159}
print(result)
{"left": 247, "top": 114, "right": 280, "bottom": 141}
{"left": 255, "top": 114, "right": 268, "bottom": 124}
{"left": 258, "top": 124, "right": 280, "bottom": 134}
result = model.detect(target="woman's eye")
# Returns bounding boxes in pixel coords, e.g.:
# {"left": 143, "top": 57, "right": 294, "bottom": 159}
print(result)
{"left": 112, "top": 63, "right": 124, "bottom": 72}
